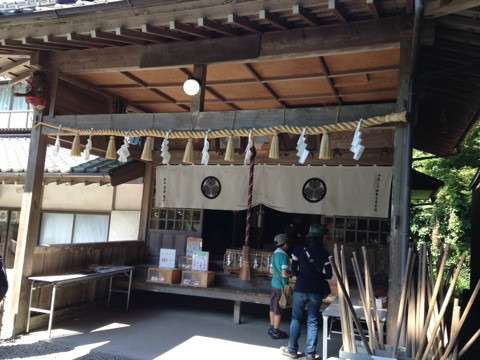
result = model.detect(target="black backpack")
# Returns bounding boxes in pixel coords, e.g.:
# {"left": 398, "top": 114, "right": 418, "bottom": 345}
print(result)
{"left": 0, "top": 257, "right": 8, "bottom": 302}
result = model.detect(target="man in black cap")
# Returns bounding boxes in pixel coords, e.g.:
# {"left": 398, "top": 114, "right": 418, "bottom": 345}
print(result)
{"left": 281, "top": 224, "right": 332, "bottom": 359}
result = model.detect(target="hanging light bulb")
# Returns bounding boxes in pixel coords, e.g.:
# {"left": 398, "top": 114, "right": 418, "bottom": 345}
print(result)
{"left": 268, "top": 133, "right": 280, "bottom": 160}
{"left": 117, "top": 137, "right": 130, "bottom": 163}
{"left": 183, "top": 78, "right": 200, "bottom": 96}
{"left": 318, "top": 131, "right": 332, "bottom": 160}
{"left": 105, "top": 136, "right": 117, "bottom": 160}
{"left": 201, "top": 131, "right": 210, "bottom": 165}
{"left": 224, "top": 136, "right": 235, "bottom": 162}
{"left": 70, "top": 134, "right": 82, "bottom": 157}
{"left": 183, "top": 139, "right": 194, "bottom": 164}
{"left": 296, "top": 128, "right": 309, "bottom": 164}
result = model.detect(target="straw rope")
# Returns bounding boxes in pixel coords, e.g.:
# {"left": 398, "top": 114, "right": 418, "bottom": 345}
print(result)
{"left": 34, "top": 112, "right": 406, "bottom": 139}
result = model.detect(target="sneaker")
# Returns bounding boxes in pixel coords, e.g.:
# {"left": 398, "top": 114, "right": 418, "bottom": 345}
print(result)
{"left": 280, "top": 346, "right": 298, "bottom": 359}
{"left": 267, "top": 326, "right": 275, "bottom": 337}
{"left": 276, "top": 329, "right": 289, "bottom": 339}
{"left": 305, "top": 354, "right": 317, "bottom": 360}
{"left": 269, "top": 328, "right": 288, "bottom": 340}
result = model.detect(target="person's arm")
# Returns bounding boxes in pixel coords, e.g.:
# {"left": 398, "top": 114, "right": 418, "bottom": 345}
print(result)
{"left": 281, "top": 254, "right": 290, "bottom": 279}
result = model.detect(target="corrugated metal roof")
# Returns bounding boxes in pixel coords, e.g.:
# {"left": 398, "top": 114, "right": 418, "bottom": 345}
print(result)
{"left": 0, "top": 136, "right": 97, "bottom": 173}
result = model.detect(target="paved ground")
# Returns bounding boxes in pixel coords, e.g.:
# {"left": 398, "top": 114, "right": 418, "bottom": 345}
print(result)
{"left": 0, "top": 292, "right": 341, "bottom": 360}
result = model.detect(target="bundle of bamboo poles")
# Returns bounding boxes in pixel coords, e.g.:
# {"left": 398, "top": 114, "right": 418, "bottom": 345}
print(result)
{"left": 330, "top": 244, "right": 480, "bottom": 359}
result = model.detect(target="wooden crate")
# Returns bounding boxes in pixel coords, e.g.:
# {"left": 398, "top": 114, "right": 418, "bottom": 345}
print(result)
{"left": 181, "top": 271, "right": 215, "bottom": 288}
{"left": 147, "top": 268, "right": 182, "bottom": 285}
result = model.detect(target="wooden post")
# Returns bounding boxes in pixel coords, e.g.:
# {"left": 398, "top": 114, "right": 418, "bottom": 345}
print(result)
{"left": 190, "top": 64, "right": 207, "bottom": 114}
{"left": 138, "top": 162, "right": 154, "bottom": 242}
{"left": 1, "top": 69, "right": 57, "bottom": 338}
{"left": 387, "top": 35, "right": 413, "bottom": 344}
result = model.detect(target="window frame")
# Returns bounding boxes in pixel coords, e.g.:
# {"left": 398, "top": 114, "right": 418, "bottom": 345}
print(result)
{"left": 325, "top": 215, "right": 390, "bottom": 246}
{"left": 38, "top": 210, "right": 111, "bottom": 246}
{"left": 150, "top": 208, "right": 203, "bottom": 233}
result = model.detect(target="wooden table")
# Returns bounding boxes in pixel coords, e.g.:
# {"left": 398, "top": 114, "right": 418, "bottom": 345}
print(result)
{"left": 322, "top": 302, "right": 387, "bottom": 360}
{"left": 27, "top": 265, "right": 134, "bottom": 338}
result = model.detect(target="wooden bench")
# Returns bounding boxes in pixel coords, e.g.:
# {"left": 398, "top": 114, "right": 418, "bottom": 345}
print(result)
{"left": 127, "top": 280, "right": 270, "bottom": 324}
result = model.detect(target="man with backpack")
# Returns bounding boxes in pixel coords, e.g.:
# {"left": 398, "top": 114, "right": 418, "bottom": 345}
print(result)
{"left": 281, "top": 224, "right": 332, "bottom": 359}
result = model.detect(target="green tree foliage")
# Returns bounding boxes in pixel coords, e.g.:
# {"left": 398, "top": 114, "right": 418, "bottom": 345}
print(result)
{"left": 411, "top": 124, "right": 480, "bottom": 291}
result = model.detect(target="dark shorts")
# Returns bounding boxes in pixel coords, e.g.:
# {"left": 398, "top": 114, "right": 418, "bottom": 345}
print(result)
{"left": 270, "top": 288, "right": 283, "bottom": 315}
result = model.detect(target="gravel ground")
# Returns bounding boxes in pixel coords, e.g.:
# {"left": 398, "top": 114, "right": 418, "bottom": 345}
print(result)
{"left": 0, "top": 335, "right": 137, "bottom": 360}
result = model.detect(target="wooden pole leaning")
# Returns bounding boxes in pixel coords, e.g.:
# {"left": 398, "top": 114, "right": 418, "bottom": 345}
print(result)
{"left": 329, "top": 255, "right": 373, "bottom": 355}
{"left": 418, "top": 253, "right": 466, "bottom": 360}
{"left": 333, "top": 244, "right": 352, "bottom": 352}
{"left": 362, "top": 246, "right": 382, "bottom": 348}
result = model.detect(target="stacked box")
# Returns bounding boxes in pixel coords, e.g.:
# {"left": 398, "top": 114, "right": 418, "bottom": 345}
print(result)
{"left": 147, "top": 268, "right": 181, "bottom": 285}
{"left": 181, "top": 270, "right": 215, "bottom": 288}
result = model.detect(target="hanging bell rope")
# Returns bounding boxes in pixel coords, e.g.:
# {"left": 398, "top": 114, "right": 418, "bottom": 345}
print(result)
{"left": 34, "top": 112, "right": 406, "bottom": 139}
{"left": 105, "top": 136, "right": 117, "bottom": 160}
{"left": 70, "top": 134, "right": 82, "bottom": 157}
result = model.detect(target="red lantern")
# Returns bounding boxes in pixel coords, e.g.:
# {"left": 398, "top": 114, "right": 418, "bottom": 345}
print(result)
{"left": 14, "top": 71, "right": 48, "bottom": 111}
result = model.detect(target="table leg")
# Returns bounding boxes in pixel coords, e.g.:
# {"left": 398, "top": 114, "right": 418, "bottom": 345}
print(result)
{"left": 107, "top": 276, "right": 113, "bottom": 305}
{"left": 26, "top": 281, "right": 34, "bottom": 333}
{"left": 233, "top": 301, "right": 241, "bottom": 324}
{"left": 322, "top": 315, "right": 328, "bottom": 360}
{"left": 48, "top": 285, "right": 57, "bottom": 339}
{"left": 126, "top": 270, "right": 133, "bottom": 311}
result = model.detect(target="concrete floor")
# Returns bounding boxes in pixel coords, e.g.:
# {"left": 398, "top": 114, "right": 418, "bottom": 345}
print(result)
{"left": 0, "top": 292, "right": 342, "bottom": 360}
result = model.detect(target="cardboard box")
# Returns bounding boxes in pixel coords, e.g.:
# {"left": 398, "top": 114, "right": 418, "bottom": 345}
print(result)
{"left": 181, "top": 271, "right": 215, "bottom": 288}
{"left": 147, "top": 268, "right": 181, "bottom": 285}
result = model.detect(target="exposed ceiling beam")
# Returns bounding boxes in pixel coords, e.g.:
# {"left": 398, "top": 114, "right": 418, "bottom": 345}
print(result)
{"left": 114, "top": 27, "right": 164, "bottom": 43}
{"left": 44, "top": 103, "right": 398, "bottom": 133}
{"left": 366, "top": 0, "right": 380, "bottom": 20}
{"left": 197, "top": 17, "right": 236, "bottom": 36}
{"left": 227, "top": 14, "right": 261, "bottom": 33}
{"left": 67, "top": 33, "right": 113, "bottom": 47}
{"left": 425, "top": 0, "right": 480, "bottom": 18}
{"left": 47, "top": 17, "right": 408, "bottom": 73}
{"left": 0, "top": 58, "right": 29, "bottom": 76}
{"left": 1, "top": 39, "right": 59, "bottom": 52}
{"left": 258, "top": 9, "right": 290, "bottom": 30}
{"left": 169, "top": 21, "right": 212, "bottom": 39}
{"left": 91, "top": 29, "right": 140, "bottom": 45}
{"left": 42, "top": 35, "right": 88, "bottom": 49}
{"left": 328, "top": 0, "right": 347, "bottom": 23}
{"left": 21, "top": 37, "right": 72, "bottom": 51}
{"left": 9, "top": 69, "right": 33, "bottom": 85}
{"left": 243, "top": 63, "right": 286, "bottom": 107}
{"left": 141, "top": 24, "right": 191, "bottom": 41}
{"left": 292, "top": 4, "right": 321, "bottom": 26}
{"left": 318, "top": 56, "right": 342, "bottom": 105}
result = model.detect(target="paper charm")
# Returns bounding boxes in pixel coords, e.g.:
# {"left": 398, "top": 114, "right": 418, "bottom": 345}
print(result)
{"left": 296, "top": 128, "right": 309, "bottom": 164}
{"left": 244, "top": 130, "right": 254, "bottom": 165}
{"left": 350, "top": 119, "right": 365, "bottom": 161}
{"left": 54, "top": 125, "right": 61, "bottom": 155}
{"left": 117, "top": 137, "right": 130, "bottom": 163}
{"left": 161, "top": 131, "right": 171, "bottom": 165}
{"left": 83, "top": 135, "right": 92, "bottom": 160}
{"left": 201, "top": 131, "right": 210, "bottom": 165}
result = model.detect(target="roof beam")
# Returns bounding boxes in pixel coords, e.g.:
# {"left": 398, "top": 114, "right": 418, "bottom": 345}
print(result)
{"left": 46, "top": 17, "right": 408, "bottom": 73}
{"left": 114, "top": 27, "right": 164, "bottom": 43}
{"left": 258, "top": 9, "right": 290, "bottom": 30}
{"left": 141, "top": 24, "right": 191, "bottom": 41}
{"left": 243, "top": 63, "right": 286, "bottom": 107}
{"left": 42, "top": 35, "right": 88, "bottom": 49}
{"left": 67, "top": 33, "right": 112, "bottom": 47}
{"left": 328, "top": 0, "right": 348, "bottom": 23}
{"left": 0, "top": 58, "right": 29, "bottom": 76}
{"left": 366, "top": 0, "right": 380, "bottom": 20}
{"left": 1, "top": 39, "right": 59, "bottom": 52}
{"left": 292, "top": 4, "right": 321, "bottom": 26}
{"left": 227, "top": 14, "right": 261, "bottom": 33}
{"left": 9, "top": 69, "right": 33, "bottom": 85}
{"left": 318, "top": 56, "right": 342, "bottom": 105}
{"left": 197, "top": 17, "right": 236, "bottom": 36}
{"left": 425, "top": 0, "right": 480, "bottom": 18}
{"left": 44, "top": 103, "right": 398, "bottom": 133}
{"left": 169, "top": 21, "right": 212, "bottom": 39}
{"left": 91, "top": 29, "right": 141, "bottom": 45}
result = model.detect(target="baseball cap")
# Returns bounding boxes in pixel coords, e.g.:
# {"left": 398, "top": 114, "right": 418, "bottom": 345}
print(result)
{"left": 274, "top": 233, "right": 288, "bottom": 246}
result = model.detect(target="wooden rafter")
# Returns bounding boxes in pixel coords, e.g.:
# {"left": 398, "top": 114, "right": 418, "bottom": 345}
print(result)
{"left": 258, "top": 9, "right": 290, "bottom": 30}
{"left": 328, "top": 0, "right": 348, "bottom": 23}
{"left": 120, "top": 71, "right": 189, "bottom": 111}
{"left": 0, "top": 58, "right": 29, "bottom": 76}
{"left": 43, "top": 35, "right": 88, "bottom": 49}
{"left": 9, "top": 69, "right": 34, "bottom": 85}
{"left": 244, "top": 63, "right": 285, "bottom": 107}
{"left": 366, "top": 0, "right": 380, "bottom": 20}
{"left": 98, "top": 66, "right": 398, "bottom": 90}
{"left": 318, "top": 56, "right": 342, "bottom": 105}
{"left": 21, "top": 37, "right": 72, "bottom": 51}
{"left": 141, "top": 24, "right": 191, "bottom": 41}
{"left": 292, "top": 4, "right": 321, "bottom": 26}
{"left": 67, "top": 33, "right": 113, "bottom": 47}
{"left": 169, "top": 21, "right": 212, "bottom": 39}
{"left": 114, "top": 28, "right": 164, "bottom": 44}
{"left": 227, "top": 14, "right": 261, "bottom": 33}
{"left": 91, "top": 29, "right": 140, "bottom": 45}
{"left": 197, "top": 18, "right": 236, "bottom": 36}
{"left": 425, "top": 0, "right": 480, "bottom": 18}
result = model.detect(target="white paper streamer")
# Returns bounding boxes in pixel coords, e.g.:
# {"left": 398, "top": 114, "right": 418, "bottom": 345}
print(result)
{"left": 117, "top": 137, "right": 130, "bottom": 163}
{"left": 350, "top": 119, "right": 365, "bottom": 160}
{"left": 54, "top": 125, "right": 61, "bottom": 155}
{"left": 201, "top": 131, "right": 210, "bottom": 165}
{"left": 161, "top": 131, "right": 171, "bottom": 165}
{"left": 244, "top": 130, "right": 254, "bottom": 165}
{"left": 83, "top": 135, "right": 92, "bottom": 160}
{"left": 296, "top": 128, "right": 309, "bottom": 164}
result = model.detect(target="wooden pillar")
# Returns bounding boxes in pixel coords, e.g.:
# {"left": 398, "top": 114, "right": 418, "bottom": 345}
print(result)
{"left": 1, "top": 69, "right": 57, "bottom": 338}
{"left": 386, "top": 36, "right": 413, "bottom": 344}
{"left": 138, "top": 162, "right": 154, "bottom": 242}
{"left": 1, "top": 116, "right": 48, "bottom": 338}
{"left": 190, "top": 64, "right": 207, "bottom": 114}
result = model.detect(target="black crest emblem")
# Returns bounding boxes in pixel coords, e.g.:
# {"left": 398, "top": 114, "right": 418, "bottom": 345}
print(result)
{"left": 201, "top": 176, "right": 221, "bottom": 199}
{"left": 302, "top": 178, "right": 327, "bottom": 203}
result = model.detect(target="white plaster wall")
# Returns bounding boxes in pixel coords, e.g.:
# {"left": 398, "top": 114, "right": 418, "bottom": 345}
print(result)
{"left": 0, "top": 184, "right": 23, "bottom": 208}
{"left": 114, "top": 183, "right": 143, "bottom": 211}
{"left": 42, "top": 183, "right": 114, "bottom": 211}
